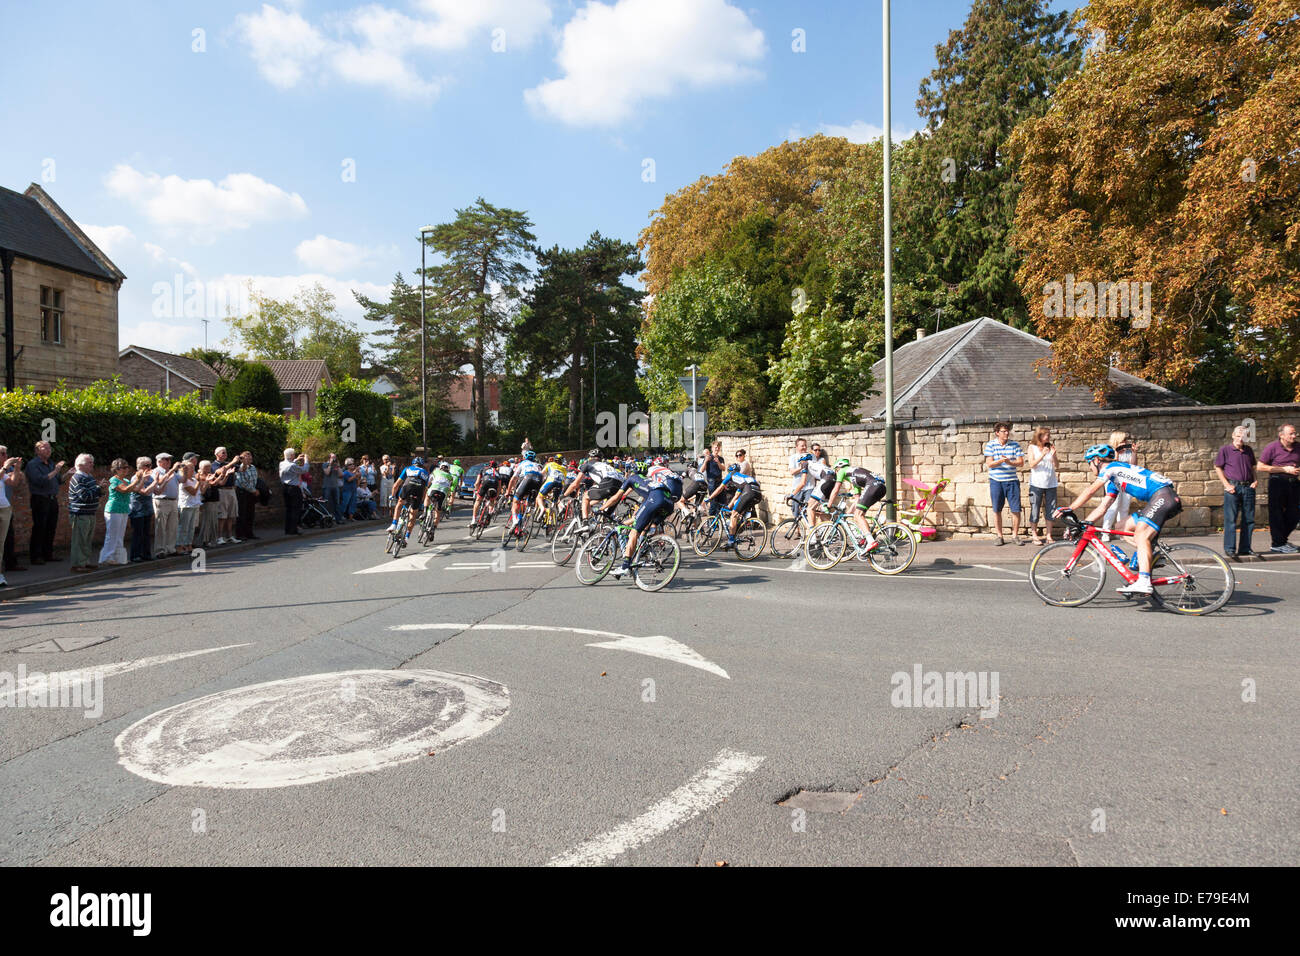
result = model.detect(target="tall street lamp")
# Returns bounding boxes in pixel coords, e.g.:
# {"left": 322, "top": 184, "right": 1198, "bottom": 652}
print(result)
{"left": 419, "top": 225, "right": 435, "bottom": 452}
{"left": 592, "top": 337, "right": 619, "bottom": 450}
{"left": 882, "top": 0, "right": 896, "bottom": 520}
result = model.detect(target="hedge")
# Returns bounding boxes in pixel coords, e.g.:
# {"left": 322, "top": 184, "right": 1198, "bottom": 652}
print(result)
{"left": 317, "top": 377, "right": 420, "bottom": 459}
{"left": 0, "top": 380, "right": 288, "bottom": 467}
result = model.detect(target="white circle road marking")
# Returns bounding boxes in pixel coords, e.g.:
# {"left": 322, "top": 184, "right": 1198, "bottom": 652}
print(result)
{"left": 116, "top": 669, "right": 509, "bottom": 789}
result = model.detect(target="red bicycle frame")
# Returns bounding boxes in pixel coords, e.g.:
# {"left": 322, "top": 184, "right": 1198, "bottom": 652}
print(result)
{"left": 1065, "top": 521, "right": 1186, "bottom": 587}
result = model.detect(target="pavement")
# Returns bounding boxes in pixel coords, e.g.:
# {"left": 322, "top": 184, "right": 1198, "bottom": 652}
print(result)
{"left": 1, "top": 507, "right": 1297, "bottom": 866}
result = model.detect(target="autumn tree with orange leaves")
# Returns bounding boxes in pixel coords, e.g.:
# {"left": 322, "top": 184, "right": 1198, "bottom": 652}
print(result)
{"left": 1011, "top": 0, "right": 1300, "bottom": 401}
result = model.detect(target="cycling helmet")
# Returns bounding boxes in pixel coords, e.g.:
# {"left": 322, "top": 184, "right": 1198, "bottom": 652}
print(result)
{"left": 799, "top": 453, "right": 814, "bottom": 463}
{"left": 588, "top": 449, "right": 601, "bottom": 460}
{"left": 523, "top": 449, "right": 536, "bottom": 461}
{"left": 653, "top": 456, "right": 666, "bottom": 466}
{"left": 568, "top": 459, "right": 577, "bottom": 470}
{"left": 411, "top": 457, "right": 425, "bottom": 467}
{"left": 1084, "top": 443, "right": 1116, "bottom": 463}
{"left": 835, "top": 458, "right": 851, "bottom": 469}
{"left": 453, "top": 459, "right": 461, "bottom": 467}
{"left": 488, "top": 460, "right": 497, "bottom": 468}
{"left": 439, "top": 462, "right": 450, "bottom": 472}
{"left": 552, "top": 453, "right": 562, "bottom": 462}
{"left": 727, "top": 463, "right": 740, "bottom": 474}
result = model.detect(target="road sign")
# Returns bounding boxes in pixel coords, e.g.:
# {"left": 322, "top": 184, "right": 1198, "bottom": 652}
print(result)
{"left": 678, "top": 376, "right": 709, "bottom": 398}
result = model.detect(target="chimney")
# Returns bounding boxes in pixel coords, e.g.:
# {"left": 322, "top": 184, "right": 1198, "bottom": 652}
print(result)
{"left": 916, "top": 329, "right": 926, "bottom": 340}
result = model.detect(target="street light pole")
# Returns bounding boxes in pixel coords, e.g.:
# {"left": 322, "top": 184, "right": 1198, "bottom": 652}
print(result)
{"left": 686, "top": 363, "right": 700, "bottom": 460}
{"left": 882, "top": 0, "right": 896, "bottom": 520}
{"left": 418, "top": 225, "right": 434, "bottom": 452}
{"left": 593, "top": 338, "right": 618, "bottom": 450}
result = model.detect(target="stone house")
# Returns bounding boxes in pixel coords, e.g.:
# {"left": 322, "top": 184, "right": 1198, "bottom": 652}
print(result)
{"left": 0, "top": 183, "right": 125, "bottom": 391}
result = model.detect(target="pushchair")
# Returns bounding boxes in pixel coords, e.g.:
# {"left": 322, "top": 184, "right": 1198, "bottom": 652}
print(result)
{"left": 300, "top": 492, "right": 336, "bottom": 528}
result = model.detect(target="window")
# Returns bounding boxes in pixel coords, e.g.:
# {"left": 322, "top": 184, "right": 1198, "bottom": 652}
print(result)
{"left": 40, "top": 286, "right": 64, "bottom": 344}
{"left": 281, "top": 392, "right": 294, "bottom": 415}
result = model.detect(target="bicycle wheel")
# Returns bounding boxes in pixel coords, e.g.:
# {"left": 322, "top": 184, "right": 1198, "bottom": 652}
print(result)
{"left": 1149, "top": 543, "right": 1234, "bottom": 615}
{"left": 1028, "top": 541, "right": 1106, "bottom": 606}
{"left": 866, "top": 522, "right": 918, "bottom": 575}
{"left": 694, "top": 516, "right": 723, "bottom": 556}
{"left": 769, "top": 517, "right": 805, "bottom": 559}
{"left": 732, "top": 516, "right": 767, "bottom": 562}
{"left": 804, "top": 522, "right": 846, "bottom": 570}
{"left": 551, "top": 519, "right": 584, "bottom": 566}
{"left": 575, "top": 533, "right": 616, "bottom": 585}
{"left": 634, "top": 534, "right": 680, "bottom": 592}
{"left": 391, "top": 525, "right": 406, "bottom": 558}
{"left": 519, "top": 512, "right": 535, "bottom": 552}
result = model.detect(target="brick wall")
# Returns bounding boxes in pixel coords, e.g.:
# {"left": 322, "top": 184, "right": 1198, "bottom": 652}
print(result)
{"left": 117, "top": 351, "right": 206, "bottom": 400}
{"left": 718, "top": 402, "right": 1300, "bottom": 538}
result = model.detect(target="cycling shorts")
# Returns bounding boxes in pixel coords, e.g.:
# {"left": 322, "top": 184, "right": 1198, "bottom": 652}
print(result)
{"left": 514, "top": 475, "right": 542, "bottom": 502}
{"left": 399, "top": 483, "right": 425, "bottom": 501}
{"left": 855, "top": 478, "right": 886, "bottom": 511}
{"left": 634, "top": 489, "right": 674, "bottom": 533}
{"left": 732, "top": 487, "right": 761, "bottom": 517}
{"left": 681, "top": 478, "right": 703, "bottom": 502}
{"left": 428, "top": 489, "right": 446, "bottom": 508}
{"left": 587, "top": 477, "right": 622, "bottom": 501}
{"left": 1133, "top": 486, "right": 1181, "bottom": 532}
{"left": 809, "top": 475, "right": 838, "bottom": 503}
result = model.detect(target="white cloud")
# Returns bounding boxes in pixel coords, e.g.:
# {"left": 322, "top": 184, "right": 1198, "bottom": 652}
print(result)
{"left": 105, "top": 165, "right": 309, "bottom": 234}
{"left": 524, "top": 0, "right": 766, "bottom": 126}
{"left": 235, "top": 0, "right": 551, "bottom": 99}
{"left": 214, "top": 273, "right": 392, "bottom": 326}
{"left": 815, "top": 120, "right": 919, "bottom": 144}
{"left": 119, "top": 319, "right": 200, "bottom": 354}
{"left": 295, "top": 234, "right": 395, "bottom": 273}
{"left": 80, "top": 224, "right": 135, "bottom": 258}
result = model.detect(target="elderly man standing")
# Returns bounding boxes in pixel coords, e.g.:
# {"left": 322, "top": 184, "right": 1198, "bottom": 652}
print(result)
{"left": 211, "top": 447, "right": 241, "bottom": 545}
{"left": 1214, "top": 425, "right": 1257, "bottom": 557}
{"left": 150, "top": 452, "right": 182, "bottom": 557}
{"left": 280, "top": 448, "right": 309, "bottom": 535}
{"left": 67, "top": 453, "right": 105, "bottom": 572}
{"left": 234, "top": 450, "right": 259, "bottom": 540}
{"left": 1259, "top": 423, "right": 1300, "bottom": 554}
{"left": 25, "top": 440, "right": 67, "bottom": 565}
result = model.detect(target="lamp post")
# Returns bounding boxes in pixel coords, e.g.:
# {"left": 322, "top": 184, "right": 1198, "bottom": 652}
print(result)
{"left": 592, "top": 337, "right": 619, "bottom": 449}
{"left": 685, "top": 363, "right": 701, "bottom": 460}
{"left": 418, "top": 225, "right": 435, "bottom": 452}
{"left": 882, "top": 0, "right": 896, "bottom": 520}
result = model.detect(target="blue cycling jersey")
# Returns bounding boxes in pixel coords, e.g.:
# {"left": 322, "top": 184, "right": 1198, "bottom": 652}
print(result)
{"left": 1099, "top": 462, "right": 1173, "bottom": 502}
{"left": 723, "top": 472, "right": 761, "bottom": 490}
{"left": 399, "top": 466, "right": 429, "bottom": 485}
{"left": 620, "top": 474, "right": 650, "bottom": 496}
{"left": 516, "top": 460, "right": 543, "bottom": 479}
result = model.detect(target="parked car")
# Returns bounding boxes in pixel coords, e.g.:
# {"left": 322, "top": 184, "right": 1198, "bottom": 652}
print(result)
{"left": 458, "top": 463, "right": 486, "bottom": 499}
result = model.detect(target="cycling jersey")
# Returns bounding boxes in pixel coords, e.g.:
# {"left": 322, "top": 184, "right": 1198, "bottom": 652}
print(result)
{"left": 542, "top": 461, "right": 565, "bottom": 482}
{"left": 397, "top": 465, "right": 428, "bottom": 489}
{"left": 647, "top": 464, "right": 683, "bottom": 501}
{"left": 448, "top": 463, "right": 465, "bottom": 488}
{"left": 1099, "top": 462, "right": 1174, "bottom": 502}
{"left": 516, "top": 460, "right": 543, "bottom": 480}
{"left": 619, "top": 473, "right": 651, "bottom": 500}
{"left": 581, "top": 460, "right": 621, "bottom": 483}
{"left": 428, "top": 470, "right": 453, "bottom": 494}
{"left": 721, "top": 472, "right": 761, "bottom": 491}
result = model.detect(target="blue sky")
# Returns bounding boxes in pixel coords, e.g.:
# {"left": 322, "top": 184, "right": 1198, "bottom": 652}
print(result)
{"left": 0, "top": 0, "right": 1075, "bottom": 356}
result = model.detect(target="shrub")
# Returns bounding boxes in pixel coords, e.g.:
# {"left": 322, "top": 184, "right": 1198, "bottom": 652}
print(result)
{"left": 215, "top": 362, "right": 283, "bottom": 415}
{"left": 0, "top": 380, "right": 287, "bottom": 467}
{"left": 318, "top": 377, "right": 423, "bottom": 460}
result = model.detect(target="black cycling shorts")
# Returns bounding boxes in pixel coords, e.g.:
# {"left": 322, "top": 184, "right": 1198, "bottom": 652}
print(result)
{"left": 1134, "top": 486, "right": 1181, "bottom": 532}
{"left": 478, "top": 483, "right": 498, "bottom": 498}
{"left": 399, "top": 484, "right": 425, "bottom": 501}
{"left": 681, "top": 478, "right": 703, "bottom": 502}
{"left": 428, "top": 489, "right": 446, "bottom": 508}
{"left": 856, "top": 478, "right": 886, "bottom": 511}
{"left": 587, "top": 477, "right": 622, "bottom": 501}
{"left": 732, "top": 487, "right": 761, "bottom": 517}
{"left": 515, "top": 475, "right": 542, "bottom": 502}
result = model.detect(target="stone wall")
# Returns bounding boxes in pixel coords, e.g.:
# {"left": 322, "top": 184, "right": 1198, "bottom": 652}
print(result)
{"left": 717, "top": 402, "right": 1300, "bottom": 538}
{"left": 6, "top": 258, "right": 119, "bottom": 391}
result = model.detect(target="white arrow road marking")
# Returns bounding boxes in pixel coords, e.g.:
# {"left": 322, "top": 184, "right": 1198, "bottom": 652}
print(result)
{"left": 355, "top": 550, "right": 444, "bottom": 574}
{"left": 116, "top": 669, "right": 509, "bottom": 789}
{"left": 10, "top": 643, "right": 254, "bottom": 697}
{"left": 446, "top": 564, "right": 492, "bottom": 570}
{"left": 389, "top": 624, "right": 729, "bottom": 679}
{"left": 548, "top": 748, "right": 765, "bottom": 867}
{"left": 585, "top": 635, "right": 729, "bottom": 679}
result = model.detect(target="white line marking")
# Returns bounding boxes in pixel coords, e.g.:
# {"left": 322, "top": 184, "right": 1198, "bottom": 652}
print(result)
{"left": 765, "top": 565, "right": 1021, "bottom": 582}
{"left": 1235, "top": 564, "right": 1300, "bottom": 576}
{"left": 512, "top": 561, "right": 555, "bottom": 568}
{"left": 11, "top": 643, "right": 254, "bottom": 697}
{"left": 548, "top": 748, "right": 764, "bottom": 867}
{"left": 389, "top": 624, "right": 729, "bottom": 678}
{"left": 446, "top": 564, "right": 492, "bottom": 570}
{"left": 973, "top": 563, "right": 1029, "bottom": 578}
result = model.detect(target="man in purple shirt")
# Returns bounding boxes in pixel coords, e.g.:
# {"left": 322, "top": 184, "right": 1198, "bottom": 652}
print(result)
{"left": 1258, "top": 423, "right": 1300, "bottom": 553}
{"left": 1213, "top": 426, "right": 1257, "bottom": 556}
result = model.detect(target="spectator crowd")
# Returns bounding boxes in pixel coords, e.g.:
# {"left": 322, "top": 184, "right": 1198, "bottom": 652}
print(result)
{"left": 0, "top": 442, "right": 391, "bottom": 588}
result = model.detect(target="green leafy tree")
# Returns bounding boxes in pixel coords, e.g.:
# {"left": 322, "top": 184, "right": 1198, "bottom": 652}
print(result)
{"left": 769, "top": 306, "right": 875, "bottom": 428}
{"left": 511, "top": 232, "right": 644, "bottom": 446}
{"left": 699, "top": 342, "right": 767, "bottom": 432}
{"left": 423, "top": 198, "right": 536, "bottom": 437}
{"left": 214, "top": 362, "right": 283, "bottom": 415}
{"left": 225, "top": 283, "right": 366, "bottom": 381}
{"left": 182, "top": 348, "right": 243, "bottom": 381}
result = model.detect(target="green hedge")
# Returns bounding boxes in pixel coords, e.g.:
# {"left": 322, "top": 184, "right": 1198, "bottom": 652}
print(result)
{"left": 0, "top": 380, "right": 288, "bottom": 467}
{"left": 317, "top": 377, "right": 419, "bottom": 459}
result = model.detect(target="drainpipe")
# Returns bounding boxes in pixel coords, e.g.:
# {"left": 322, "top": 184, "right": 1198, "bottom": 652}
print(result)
{"left": 2, "top": 249, "right": 15, "bottom": 390}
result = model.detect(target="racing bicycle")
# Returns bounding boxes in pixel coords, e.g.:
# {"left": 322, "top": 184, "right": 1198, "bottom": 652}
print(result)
{"left": 574, "top": 518, "right": 681, "bottom": 592}
{"left": 802, "top": 498, "right": 918, "bottom": 575}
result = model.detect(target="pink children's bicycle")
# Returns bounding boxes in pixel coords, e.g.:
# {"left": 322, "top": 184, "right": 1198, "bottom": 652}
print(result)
{"left": 898, "top": 477, "right": 949, "bottom": 540}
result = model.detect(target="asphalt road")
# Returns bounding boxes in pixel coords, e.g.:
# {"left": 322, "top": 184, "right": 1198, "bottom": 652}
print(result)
{"left": 1, "top": 515, "right": 1296, "bottom": 867}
